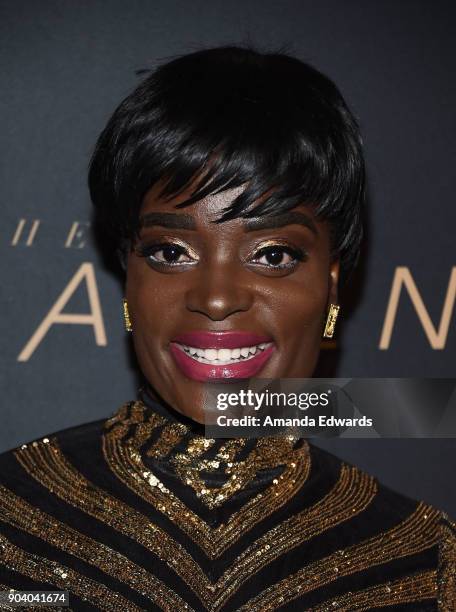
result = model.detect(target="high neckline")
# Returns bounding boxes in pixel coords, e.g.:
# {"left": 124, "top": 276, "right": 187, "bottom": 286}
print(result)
{"left": 103, "top": 389, "right": 312, "bottom": 508}
{"left": 138, "top": 384, "right": 206, "bottom": 435}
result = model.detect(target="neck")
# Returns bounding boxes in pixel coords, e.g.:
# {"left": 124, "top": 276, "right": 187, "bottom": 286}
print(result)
{"left": 138, "top": 384, "right": 206, "bottom": 435}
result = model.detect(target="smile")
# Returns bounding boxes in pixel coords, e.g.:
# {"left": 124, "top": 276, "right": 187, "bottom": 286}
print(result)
{"left": 175, "top": 342, "right": 273, "bottom": 364}
{"left": 168, "top": 331, "right": 276, "bottom": 382}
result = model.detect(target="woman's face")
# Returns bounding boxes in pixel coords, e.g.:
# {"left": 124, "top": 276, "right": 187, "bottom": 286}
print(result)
{"left": 126, "top": 182, "right": 339, "bottom": 423}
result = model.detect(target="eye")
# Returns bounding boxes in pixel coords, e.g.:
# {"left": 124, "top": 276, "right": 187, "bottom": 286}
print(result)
{"left": 249, "top": 244, "right": 307, "bottom": 270}
{"left": 135, "top": 242, "right": 198, "bottom": 268}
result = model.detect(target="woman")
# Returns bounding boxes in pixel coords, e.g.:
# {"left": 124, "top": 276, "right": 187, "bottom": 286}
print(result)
{"left": 0, "top": 46, "right": 454, "bottom": 611}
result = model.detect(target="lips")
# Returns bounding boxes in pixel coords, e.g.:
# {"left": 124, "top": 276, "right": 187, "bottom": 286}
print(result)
{"left": 171, "top": 331, "right": 272, "bottom": 349}
{"left": 169, "top": 331, "right": 275, "bottom": 382}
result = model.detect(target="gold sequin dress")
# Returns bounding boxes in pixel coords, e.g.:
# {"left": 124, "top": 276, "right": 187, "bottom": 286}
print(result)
{"left": 0, "top": 387, "right": 455, "bottom": 611}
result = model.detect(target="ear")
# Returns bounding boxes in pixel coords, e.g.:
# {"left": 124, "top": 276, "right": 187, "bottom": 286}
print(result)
{"left": 328, "top": 258, "right": 340, "bottom": 306}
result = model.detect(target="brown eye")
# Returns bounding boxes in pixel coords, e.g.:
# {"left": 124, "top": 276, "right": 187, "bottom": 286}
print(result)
{"left": 153, "top": 245, "right": 189, "bottom": 264}
{"left": 135, "top": 242, "right": 198, "bottom": 267}
{"left": 251, "top": 245, "right": 306, "bottom": 269}
{"left": 257, "top": 248, "right": 293, "bottom": 266}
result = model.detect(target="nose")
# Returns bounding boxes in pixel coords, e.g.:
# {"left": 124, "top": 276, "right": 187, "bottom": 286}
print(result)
{"left": 185, "top": 263, "right": 254, "bottom": 321}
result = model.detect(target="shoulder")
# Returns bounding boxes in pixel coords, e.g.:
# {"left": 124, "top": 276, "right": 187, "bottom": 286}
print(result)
{"left": 0, "top": 414, "right": 109, "bottom": 489}
{"left": 307, "top": 442, "right": 456, "bottom": 603}
{"left": 438, "top": 513, "right": 456, "bottom": 608}
{"left": 0, "top": 415, "right": 107, "bottom": 456}
{"left": 307, "top": 440, "right": 455, "bottom": 551}
{"left": 308, "top": 440, "right": 452, "bottom": 518}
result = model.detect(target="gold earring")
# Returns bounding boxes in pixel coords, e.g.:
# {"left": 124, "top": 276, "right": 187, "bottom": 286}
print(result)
{"left": 323, "top": 303, "right": 340, "bottom": 338}
{"left": 123, "top": 298, "right": 132, "bottom": 332}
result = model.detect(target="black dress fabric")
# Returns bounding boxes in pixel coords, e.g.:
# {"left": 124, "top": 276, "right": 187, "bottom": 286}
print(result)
{"left": 0, "top": 387, "right": 455, "bottom": 611}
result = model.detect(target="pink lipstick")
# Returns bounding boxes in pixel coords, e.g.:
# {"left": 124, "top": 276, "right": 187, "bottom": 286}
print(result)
{"left": 169, "top": 331, "right": 275, "bottom": 382}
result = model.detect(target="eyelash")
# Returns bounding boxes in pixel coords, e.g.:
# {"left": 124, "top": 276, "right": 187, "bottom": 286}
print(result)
{"left": 135, "top": 242, "right": 195, "bottom": 267}
{"left": 135, "top": 241, "right": 307, "bottom": 270}
{"left": 248, "top": 245, "right": 307, "bottom": 269}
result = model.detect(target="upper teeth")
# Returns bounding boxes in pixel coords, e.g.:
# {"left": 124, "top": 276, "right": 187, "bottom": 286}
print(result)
{"left": 177, "top": 343, "right": 271, "bottom": 364}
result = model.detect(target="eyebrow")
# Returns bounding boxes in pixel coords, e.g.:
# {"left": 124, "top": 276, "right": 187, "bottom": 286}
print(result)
{"left": 139, "top": 212, "right": 196, "bottom": 230}
{"left": 139, "top": 210, "right": 317, "bottom": 235}
{"left": 243, "top": 212, "right": 318, "bottom": 235}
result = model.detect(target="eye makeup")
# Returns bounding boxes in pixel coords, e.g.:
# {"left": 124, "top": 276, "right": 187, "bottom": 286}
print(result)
{"left": 135, "top": 237, "right": 199, "bottom": 269}
{"left": 245, "top": 239, "right": 308, "bottom": 271}
{"left": 134, "top": 236, "right": 308, "bottom": 273}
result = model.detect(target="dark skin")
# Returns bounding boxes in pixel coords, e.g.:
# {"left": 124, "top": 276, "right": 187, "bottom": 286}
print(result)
{"left": 126, "top": 182, "right": 340, "bottom": 423}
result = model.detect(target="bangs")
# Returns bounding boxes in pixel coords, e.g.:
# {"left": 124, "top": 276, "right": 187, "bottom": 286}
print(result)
{"left": 89, "top": 46, "right": 365, "bottom": 282}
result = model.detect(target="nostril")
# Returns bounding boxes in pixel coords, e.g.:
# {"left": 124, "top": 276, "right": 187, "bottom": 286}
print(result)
{"left": 185, "top": 287, "right": 253, "bottom": 320}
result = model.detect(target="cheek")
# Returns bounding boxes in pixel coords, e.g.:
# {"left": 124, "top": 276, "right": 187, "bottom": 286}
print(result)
{"left": 267, "top": 263, "right": 329, "bottom": 333}
{"left": 270, "top": 273, "right": 328, "bottom": 376}
{"left": 278, "top": 291, "right": 325, "bottom": 355}
{"left": 279, "top": 277, "right": 325, "bottom": 314}
{"left": 125, "top": 266, "right": 173, "bottom": 352}
{"left": 264, "top": 277, "right": 327, "bottom": 382}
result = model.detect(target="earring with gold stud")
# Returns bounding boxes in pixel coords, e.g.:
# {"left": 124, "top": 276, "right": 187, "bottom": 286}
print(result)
{"left": 122, "top": 298, "right": 132, "bottom": 332}
{"left": 322, "top": 303, "right": 340, "bottom": 338}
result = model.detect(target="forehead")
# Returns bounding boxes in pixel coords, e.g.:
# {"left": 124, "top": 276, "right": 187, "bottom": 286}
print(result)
{"left": 140, "top": 182, "right": 246, "bottom": 222}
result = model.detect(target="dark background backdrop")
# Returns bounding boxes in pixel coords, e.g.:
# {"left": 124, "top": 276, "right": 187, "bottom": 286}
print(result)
{"left": 1, "top": 1, "right": 455, "bottom": 514}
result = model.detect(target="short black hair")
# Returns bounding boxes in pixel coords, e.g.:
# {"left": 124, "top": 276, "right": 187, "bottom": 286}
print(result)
{"left": 88, "top": 45, "right": 366, "bottom": 284}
